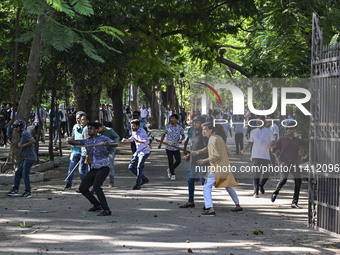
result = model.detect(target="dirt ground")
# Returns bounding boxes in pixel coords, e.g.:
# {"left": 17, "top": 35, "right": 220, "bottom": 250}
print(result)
{"left": 1, "top": 138, "right": 340, "bottom": 255}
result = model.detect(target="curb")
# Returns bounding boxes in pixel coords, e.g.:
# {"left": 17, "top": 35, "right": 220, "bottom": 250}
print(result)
{"left": 0, "top": 156, "right": 69, "bottom": 185}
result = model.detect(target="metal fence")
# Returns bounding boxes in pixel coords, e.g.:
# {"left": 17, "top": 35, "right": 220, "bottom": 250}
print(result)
{"left": 309, "top": 13, "right": 340, "bottom": 236}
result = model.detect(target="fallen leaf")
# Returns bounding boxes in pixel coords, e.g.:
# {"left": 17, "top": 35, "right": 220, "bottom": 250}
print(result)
{"left": 187, "top": 248, "right": 193, "bottom": 253}
{"left": 186, "top": 240, "right": 190, "bottom": 243}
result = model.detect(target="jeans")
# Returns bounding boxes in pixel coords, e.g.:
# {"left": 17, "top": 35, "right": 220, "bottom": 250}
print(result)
{"left": 128, "top": 153, "right": 150, "bottom": 185}
{"left": 14, "top": 159, "right": 36, "bottom": 193}
{"left": 79, "top": 167, "right": 110, "bottom": 211}
{"left": 203, "top": 172, "right": 239, "bottom": 208}
{"left": 1, "top": 127, "right": 7, "bottom": 145}
{"left": 108, "top": 151, "right": 116, "bottom": 183}
{"left": 273, "top": 164, "right": 302, "bottom": 204}
{"left": 54, "top": 127, "right": 58, "bottom": 144}
{"left": 67, "top": 153, "right": 89, "bottom": 186}
{"left": 166, "top": 149, "right": 181, "bottom": 175}
{"left": 188, "top": 165, "right": 205, "bottom": 203}
{"left": 7, "top": 125, "right": 13, "bottom": 140}
{"left": 252, "top": 158, "right": 271, "bottom": 195}
{"left": 234, "top": 133, "right": 244, "bottom": 154}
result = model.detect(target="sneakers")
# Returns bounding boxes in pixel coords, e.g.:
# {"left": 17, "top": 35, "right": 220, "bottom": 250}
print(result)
{"left": 21, "top": 192, "right": 32, "bottom": 198}
{"left": 64, "top": 184, "right": 72, "bottom": 191}
{"left": 291, "top": 203, "right": 300, "bottom": 209}
{"left": 253, "top": 193, "right": 260, "bottom": 198}
{"left": 170, "top": 175, "right": 176, "bottom": 181}
{"left": 259, "top": 185, "right": 265, "bottom": 194}
{"left": 201, "top": 207, "right": 216, "bottom": 216}
{"left": 132, "top": 184, "right": 141, "bottom": 190}
{"left": 141, "top": 178, "right": 149, "bottom": 185}
{"left": 7, "top": 189, "right": 19, "bottom": 197}
{"left": 108, "top": 183, "right": 114, "bottom": 188}
{"left": 167, "top": 168, "right": 171, "bottom": 178}
{"left": 271, "top": 193, "right": 277, "bottom": 202}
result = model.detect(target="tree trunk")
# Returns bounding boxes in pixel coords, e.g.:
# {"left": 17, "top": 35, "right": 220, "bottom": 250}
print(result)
{"left": 49, "top": 89, "right": 56, "bottom": 162}
{"left": 88, "top": 85, "right": 101, "bottom": 122}
{"left": 151, "top": 85, "right": 162, "bottom": 129}
{"left": 9, "top": 14, "right": 43, "bottom": 164}
{"left": 109, "top": 71, "right": 125, "bottom": 139}
{"left": 73, "top": 77, "right": 86, "bottom": 112}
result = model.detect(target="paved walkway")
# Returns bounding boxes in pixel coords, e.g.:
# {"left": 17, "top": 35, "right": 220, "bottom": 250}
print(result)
{"left": 0, "top": 133, "right": 339, "bottom": 254}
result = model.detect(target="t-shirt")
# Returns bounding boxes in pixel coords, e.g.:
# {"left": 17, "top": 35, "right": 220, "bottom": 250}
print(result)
{"left": 270, "top": 123, "right": 280, "bottom": 140}
{"left": 249, "top": 127, "right": 275, "bottom": 160}
{"left": 20, "top": 130, "right": 37, "bottom": 161}
{"left": 98, "top": 127, "right": 120, "bottom": 153}
{"left": 164, "top": 124, "right": 184, "bottom": 151}
{"left": 78, "top": 136, "right": 114, "bottom": 169}
{"left": 187, "top": 127, "right": 209, "bottom": 165}
{"left": 140, "top": 108, "right": 148, "bottom": 118}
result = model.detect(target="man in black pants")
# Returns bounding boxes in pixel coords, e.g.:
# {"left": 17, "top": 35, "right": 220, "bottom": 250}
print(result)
{"left": 68, "top": 122, "right": 118, "bottom": 216}
{"left": 158, "top": 114, "right": 185, "bottom": 181}
{"left": 270, "top": 125, "right": 308, "bottom": 208}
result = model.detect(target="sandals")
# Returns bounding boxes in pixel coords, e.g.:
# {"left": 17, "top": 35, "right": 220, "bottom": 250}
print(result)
{"left": 179, "top": 202, "right": 195, "bottom": 208}
{"left": 97, "top": 210, "right": 112, "bottom": 216}
{"left": 88, "top": 205, "right": 102, "bottom": 211}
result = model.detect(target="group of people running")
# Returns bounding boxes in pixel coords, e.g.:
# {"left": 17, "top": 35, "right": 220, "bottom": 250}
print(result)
{"left": 6, "top": 109, "right": 308, "bottom": 217}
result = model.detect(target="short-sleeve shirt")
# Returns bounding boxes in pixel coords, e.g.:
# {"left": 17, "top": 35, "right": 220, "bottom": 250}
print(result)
{"left": 270, "top": 123, "right": 280, "bottom": 140}
{"left": 20, "top": 130, "right": 37, "bottom": 161}
{"left": 98, "top": 127, "right": 120, "bottom": 153}
{"left": 77, "top": 136, "right": 114, "bottom": 169}
{"left": 130, "top": 127, "right": 150, "bottom": 155}
{"left": 250, "top": 127, "right": 275, "bottom": 160}
{"left": 164, "top": 124, "right": 184, "bottom": 151}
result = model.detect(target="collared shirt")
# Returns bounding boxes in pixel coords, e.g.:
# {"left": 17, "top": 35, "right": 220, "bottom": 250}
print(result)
{"left": 77, "top": 136, "right": 114, "bottom": 169}
{"left": 140, "top": 108, "right": 148, "bottom": 118}
{"left": 20, "top": 130, "right": 37, "bottom": 161}
{"left": 130, "top": 127, "right": 150, "bottom": 155}
{"left": 270, "top": 123, "right": 280, "bottom": 140}
{"left": 234, "top": 123, "right": 244, "bottom": 134}
{"left": 273, "top": 136, "right": 308, "bottom": 166}
{"left": 98, "top": 127, "right": 120, "bottom": 153}
{"left": 164, "top": 124, "right": 184, "bottom": 151}
{"left": 250, "top": 127, "right": 275, "bottom": 160}
{"left": 70, "top": 124, "right": 83, "bottom": 154}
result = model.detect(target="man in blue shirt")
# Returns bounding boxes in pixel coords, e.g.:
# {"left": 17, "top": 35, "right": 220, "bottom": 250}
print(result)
{"left": 68, "top": 122, "right": 118, "bottom": 216}
{"left": 122, "top": 119, "right": 150, "bottom": 190}
{"left": 7, "top": 119, "right": 37, "bottom": 198}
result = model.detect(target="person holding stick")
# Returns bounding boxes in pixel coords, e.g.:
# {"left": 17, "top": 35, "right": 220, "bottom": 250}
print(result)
{"left": 121, "top": 119, "right": 150, "bottom": 190}
{"left": 68, "top": 122, "right": 118, "bottom": 216}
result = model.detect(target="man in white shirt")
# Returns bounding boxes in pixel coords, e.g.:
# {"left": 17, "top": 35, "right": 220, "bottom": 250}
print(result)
{"left": 140, "top": 105, "right": 148, "bottom": 124}
{"left": 242, "top": 116, "right": 275, "bottom": 197}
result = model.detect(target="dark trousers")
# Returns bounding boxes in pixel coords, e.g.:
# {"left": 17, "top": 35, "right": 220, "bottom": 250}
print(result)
{"left": 131, "top": 141, "right": 136, "bottom": 154}
{"left": 1, "top": 127, "right": 7, "bottom": 145}
{"left": 252, "top": 158, "right": 271, "bottom": 195}
{"left": 79, "top": 167, "right": 110, "bottom": 210}
{"left": 235, "top": 133, "right": 244, "bottom": 154}
{"left": 273, "top": 165, "right": 302, "bottom": 204}
{"left": 166, "top": 149, "right": 181, "bottom": 175}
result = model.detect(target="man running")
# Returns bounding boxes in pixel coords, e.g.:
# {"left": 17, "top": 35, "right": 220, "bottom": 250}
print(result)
{"left": 122, "top": 119, "right": 150, "bottom": 190}
{"left": 158, "top": 114, "right": 185, "bottom": 180}
{"left": 270, "top": 125, "right": 308, "bottom": 208}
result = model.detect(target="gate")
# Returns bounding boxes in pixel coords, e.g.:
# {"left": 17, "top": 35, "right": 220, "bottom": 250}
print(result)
{"left": 309, "top": 13, "right": 340, "bottom": 236}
